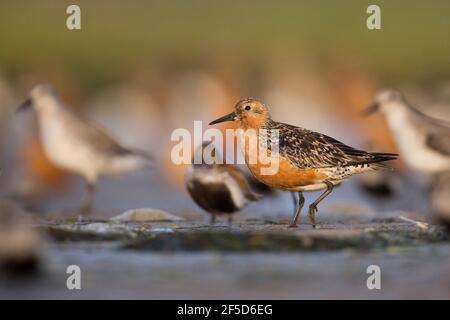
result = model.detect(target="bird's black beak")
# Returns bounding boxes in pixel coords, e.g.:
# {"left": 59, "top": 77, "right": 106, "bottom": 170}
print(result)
{"left": 209, "top": 111, "right": 236, "bottom": 125}
{"left": 16, "top": 98, "right": 32, "bottom": 113}
{"left": 362, "top": 102, "right": 379, "bottom": 116}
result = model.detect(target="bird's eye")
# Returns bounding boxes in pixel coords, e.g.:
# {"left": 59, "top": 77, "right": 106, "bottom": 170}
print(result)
{"left": 244, "top": 105, "right": 251, "bottom": 111}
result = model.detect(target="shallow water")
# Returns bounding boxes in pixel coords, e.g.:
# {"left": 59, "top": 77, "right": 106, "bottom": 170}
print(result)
{"left": 1, "top": 242, "right": 449, "bottom": 299}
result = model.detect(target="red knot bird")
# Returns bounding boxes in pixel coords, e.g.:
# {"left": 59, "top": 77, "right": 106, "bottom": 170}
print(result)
{"left": 184, "top": 143, "right": 261, "bottom": 225}
{"left": 365, "top": 89, "right": 450, "bottom": 174}
{"left": 210, "top": 98, "right": 397, "bottom": 228}
{"left": 17, "top": 84, "right": 152, "bottom": 214}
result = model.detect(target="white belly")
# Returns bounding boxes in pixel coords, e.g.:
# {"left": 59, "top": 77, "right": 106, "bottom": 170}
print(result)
{"left": 387, "top": 112, "right": 450, "bottom": 173}
{"left": 39, "top": 112, "right": 104, "bottom": 181}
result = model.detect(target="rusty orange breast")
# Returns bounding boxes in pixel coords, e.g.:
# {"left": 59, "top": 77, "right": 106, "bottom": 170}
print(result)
{"left": 241, "top": 135, "right": 327, "bottom": 190}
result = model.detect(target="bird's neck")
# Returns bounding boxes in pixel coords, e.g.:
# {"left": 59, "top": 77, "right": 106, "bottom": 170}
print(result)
{"left": 239, "top": 116, "right": 271, "bottom": 131}
{"left": 36, "top": 96, "right": 61, "bottom": 116}
{"left": 384, "top": 102, "right": 409, "bottom": 131}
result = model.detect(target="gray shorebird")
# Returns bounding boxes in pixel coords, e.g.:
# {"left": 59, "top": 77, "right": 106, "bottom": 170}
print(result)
{"left": 17, "top": 84, "right": 152, "bottom": 214}
{"left": 184, "top": 143, "right": 261, "bottom": 224}
{"left": 365, "top": 90, "right": 450, "bottom": 174}
{"left": 210, "top": 98, "right": 397, "bottom": 228}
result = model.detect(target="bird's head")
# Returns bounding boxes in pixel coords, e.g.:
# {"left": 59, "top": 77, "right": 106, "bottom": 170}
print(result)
{"left": 209, "top": 98, "right": 270, "bottom": 129}
{"left": 17, "top": 84, "right": 58, "bottom": 113}
{"left": 364, "top": 89, "right": 405, "bottom": 116}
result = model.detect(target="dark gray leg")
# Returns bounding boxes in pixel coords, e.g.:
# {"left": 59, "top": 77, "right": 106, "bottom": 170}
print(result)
{"left": 288, "top": 191, "right": 305, "bottom": 228}
{"left": 227, "top": 215, "right": 233, "bottom": 226}
{"left": 290, "top": 192, "right": 298, "bottom": 213}
{"left": 80, "top": 180, "right": 96, "bottom": 215}
{"left": 308, "top": 181, "right": 334, "bottom": 228}
{"left": 210, "top": 214, "right": 217, "bottom": 225}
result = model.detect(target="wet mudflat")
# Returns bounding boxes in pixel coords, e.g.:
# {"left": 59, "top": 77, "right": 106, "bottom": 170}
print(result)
{"left": 0, "top": 168, "right": 448, "bottom": 299}
{"left": 1, "top": 216, "right": 449, "bottom": 299}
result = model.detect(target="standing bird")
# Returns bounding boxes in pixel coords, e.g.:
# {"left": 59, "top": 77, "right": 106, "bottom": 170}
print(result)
{"left": 210, "top": 98, "right": 397, "bottom": 228}
{"left": 16, "top": 84, "right": 152, "bottom": 214}
{"left": 184, "top": 143, "right": 261, "bottom": 224}
{"left": 365, "top": 90, "right": 450, "bottom": 174}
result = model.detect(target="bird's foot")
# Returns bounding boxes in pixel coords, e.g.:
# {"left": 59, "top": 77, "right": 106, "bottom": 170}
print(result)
{"left": 308, "top": 205, "right": 318, "bottom": 228}
{"left": 78, "top": 206, "right": 90, "bottom": 216}
{"left": 74, "top": 215, "right": 85, "bottom": 232}
{"left": 288, "top": 211, "right": 301, "bottom": 228}
{"left": 288, "top": 222, "right": 299, "bottom": 228}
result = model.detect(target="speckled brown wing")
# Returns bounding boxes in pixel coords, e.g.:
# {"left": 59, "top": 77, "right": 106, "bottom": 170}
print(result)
{"left": 216, "top": 165, "right": 262, "bottom": 201}
{"left": 265, "top": 121, "right": 397, "bottom": 169}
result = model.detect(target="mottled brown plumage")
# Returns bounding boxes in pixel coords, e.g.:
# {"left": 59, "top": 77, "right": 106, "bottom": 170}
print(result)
{"left": 264, "top": 120, "right": 395, "bottom": 168}
{"left": 210, "top": 98, "right": 397, "bottom": 227}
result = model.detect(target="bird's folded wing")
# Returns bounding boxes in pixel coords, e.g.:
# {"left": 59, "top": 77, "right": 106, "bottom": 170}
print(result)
{"left": 426, "top": 130, "right": 450, "bottom": 156}
{"left": 273, "top": 123, "right": 396, "bottom": 169}
{"left": 69, "top": 111, "right": 135, "bottom": 156}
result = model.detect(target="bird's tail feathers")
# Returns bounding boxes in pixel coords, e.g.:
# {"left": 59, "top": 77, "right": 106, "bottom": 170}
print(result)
{"left": 371, "top": 152, "right": 398, "bottom": 161}
{"left": 110, "top": 149, "right": 154, "bottom": 175}
{"left": 370, "top": 152, "right": 398, "bottom": 166}
{"left": 364, "top": 152, "right": 398, "bottom": 171}
{"left": 128, "top": 148, "right": 154, "bottom": 168}
{"left": 370, "top": 162, "right": 395, "bottom": 171}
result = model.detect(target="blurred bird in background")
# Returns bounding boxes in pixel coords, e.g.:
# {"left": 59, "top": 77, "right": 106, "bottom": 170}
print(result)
{"left": 184, "top": 142, "right": 261, "bottom": 225}
{"left": 16, "top": 84, "right": 153, "bottom": 215}
{"left": 365, "top": 90, "right": 450, "bottom": 174}
{"left": 365, "top": 89, "right": 450, "bottom": 226}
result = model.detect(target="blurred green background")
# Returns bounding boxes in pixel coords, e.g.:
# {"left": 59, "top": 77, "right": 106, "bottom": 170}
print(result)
{"left": 1, "top": 1, "right": 450, "bottom": 300}
{"left": 1, "top": 0, "right": 449, "bottom": 206}
{"left": 1, "top": 0, "right": 450, "bottom": 91}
